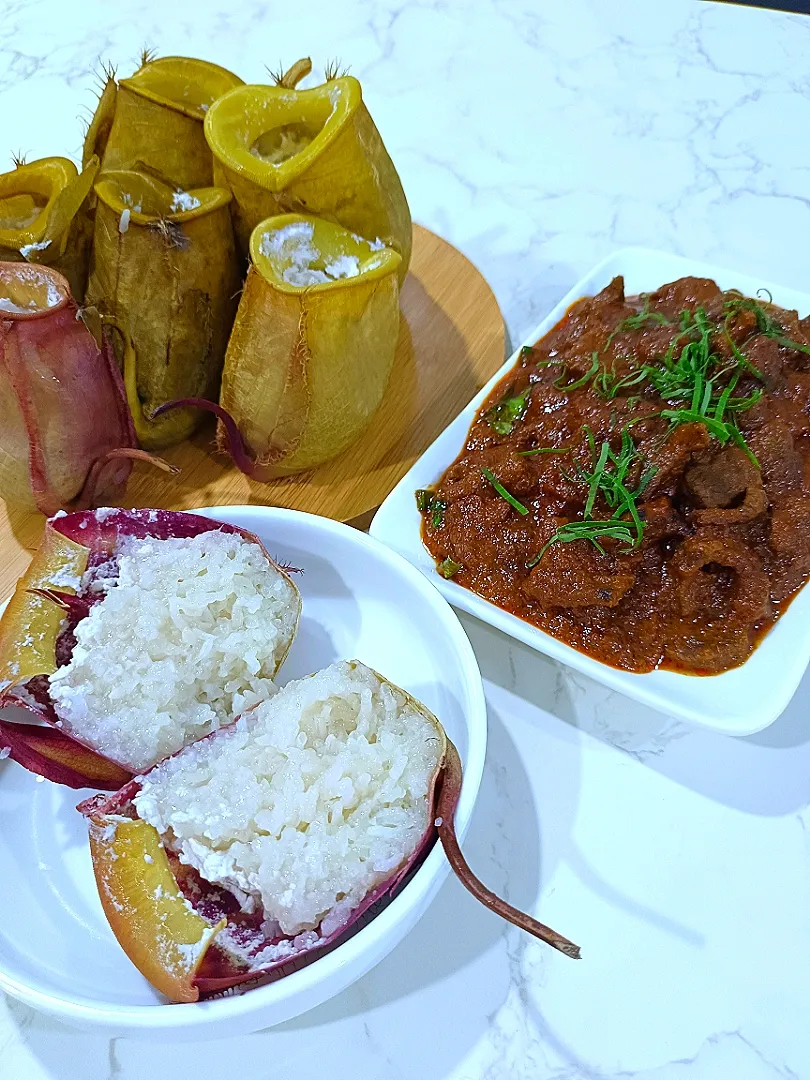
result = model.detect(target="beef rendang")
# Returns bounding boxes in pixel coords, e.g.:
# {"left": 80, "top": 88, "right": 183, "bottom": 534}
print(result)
{"left": 419, "top": 276, "right": 810, "bottom": 674}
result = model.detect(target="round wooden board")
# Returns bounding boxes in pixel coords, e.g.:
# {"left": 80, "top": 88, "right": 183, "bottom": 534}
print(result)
{"left": 0, "top": 224, "right": 504, "bottom": 596}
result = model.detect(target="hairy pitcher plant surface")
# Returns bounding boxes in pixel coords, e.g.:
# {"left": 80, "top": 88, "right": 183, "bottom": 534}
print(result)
{"left": 0, "top": 156, "right": 100, "bottom": 300}
{"left": 76, "top": 660, "right": 580, "bottom": 1004}
{"left": 204, "top": 61, "right": 412, "bottom": 279}
{"left": 0, "top": 262, "right": 170, "bottom": 516}
{"left": 85, "top": 169, "right": 241, "bottom": 450}
{"left": 157, "top": 213, "right": 401, "bottom": 476}
{"left": 0, "top": 508, "right": 301, "bottom": 788}
{"left": 84, "top": 55, "right": 244, "bottom": 189}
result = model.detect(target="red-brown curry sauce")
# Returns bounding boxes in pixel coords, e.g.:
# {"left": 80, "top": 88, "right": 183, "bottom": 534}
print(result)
{"left": 419, "top": 276, "right": 810, "bottom": 674}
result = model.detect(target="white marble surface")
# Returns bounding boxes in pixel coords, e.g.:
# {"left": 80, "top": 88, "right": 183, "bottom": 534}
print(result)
{"left": 2, "top": 0, "right": 810, "bottom": 1076}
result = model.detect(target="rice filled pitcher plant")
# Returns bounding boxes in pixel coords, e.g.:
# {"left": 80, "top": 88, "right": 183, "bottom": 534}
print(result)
{"left": 0, "top": 156, "right": 100, "bottom": 300}
{"left": 204, "top": 62, "right": 411, "bottom": 279}
{"left": 85, "top": 55, "right": 243, "bottom": 190}
{"left": 85, "top": 169, "right": 241, "bottom": 450}
{"left": 157, "top": 212, "right": 401, "bottom": 475}
{"left": 0, "top": 262, "right": 168, "bottom": 514}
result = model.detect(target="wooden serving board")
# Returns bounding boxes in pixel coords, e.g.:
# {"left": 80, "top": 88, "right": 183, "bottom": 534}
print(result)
{"left": 0, "top": 224, "right": 504, "bottom": 597}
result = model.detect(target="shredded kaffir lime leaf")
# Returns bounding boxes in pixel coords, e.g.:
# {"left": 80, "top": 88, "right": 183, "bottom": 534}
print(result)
{"left": 529, "top": 427, "right": 655, "bottom": 564}
{"left": 437, "top": 557, "right": 462, "bottom": 579}
{"left": 603, "top": 295, "right": 671, "bottom": 352}
{"left": 554, "top": 352, "right": 600, "bottom": 392}
{"left": 518, "top": 445, "right": 571, "bottom": 456}
{"left": 481, "top": 467, "right": 529, "bottom": 515}
{"left": 593, "top": 366, "right": 647, "bottom": 400}
{"left": 645, "top": 307, "right": 762, "bottom": 462}
{"left": 593, "top": 305, "right": 763, "bottom": 461}
{"left": 723, "top": 294, "right": 810, "bottom": 358}
{"left": 527, "top": 521, "right": 638, "bottom": 567}
{"left": 555, "top": 299, "right": 671, "bottom": 396}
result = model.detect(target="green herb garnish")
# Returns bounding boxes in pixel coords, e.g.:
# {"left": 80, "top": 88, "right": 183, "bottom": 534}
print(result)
{"left": 592, "top": 300, "right": 681, "bottom": 400}
{"left": 528, "top": 427, "right": 655, "bottom": 564}
{"left": 594, "top": 306, "right": 762, "bottom": 460}
{"left": 580, "top": 427, "right": 655, "bottom": 533}
{"left": 517, "top": 446, "right": 571, "bottom": 456}
{"left": 431, "top": 499, "right": 447, "bottom": 528}
{"left": 527, "top": 521, "right": 638, "bottom": 567}
{"left": 645, "top": 307, "right": 716, "bottom": 400}
{"left": 593, "top": 366, "right": 647, "bottom": 400}
{"left": 437, "top": 557, "right": 462, "bottom": 579}
{"left": 554, "top": 351, "right": 600, "bottom": 391}
{"left": 636, "top": 306, "right": 761, "bottom": 462}
{"left": 486, "top": 385, "right": 531, "bottom": 436}
{"left": 415, "top": 488, "right": 433, "bottom": 512}
{"left": 724, "top": 295, "right": 810, "bottom": 358}
{"left": 722, "top": 323, "right": 762, "bottom": 380}
{"left": 415, "top": 489, "right": 447, "bottom": 527}
{"left": 481, "top": 466, "right": 529, "bottom": 515}
{"left": 603, "top": 295, "right": 671, "bottom": 353}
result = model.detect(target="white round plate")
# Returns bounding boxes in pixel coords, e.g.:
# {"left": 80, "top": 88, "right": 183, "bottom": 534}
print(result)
{"left": 0, "top": 506, "right": 486, "bottom": 1040}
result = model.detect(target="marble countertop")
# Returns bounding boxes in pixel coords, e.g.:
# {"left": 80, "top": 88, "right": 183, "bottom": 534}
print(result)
{"left": 2, "top": 0, "right": 810, "bottom": 1076}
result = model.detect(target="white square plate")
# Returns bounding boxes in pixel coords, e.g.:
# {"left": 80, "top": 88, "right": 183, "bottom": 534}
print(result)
{"left": 371, "top": 247, "right": 810, "bottom": 736}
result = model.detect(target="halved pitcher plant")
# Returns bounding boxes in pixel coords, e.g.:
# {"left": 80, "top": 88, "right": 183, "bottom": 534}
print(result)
{"left": 0, "top": 507, "right": 297, "bottom": 787}
{"left": 77, "top": 667, "right": 580, "bottom": 1004}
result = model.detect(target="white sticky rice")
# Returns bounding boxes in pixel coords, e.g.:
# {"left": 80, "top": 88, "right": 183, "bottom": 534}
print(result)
{"left": 48, "top": 530, "right": 300, "bottom": 772}
{"left": 134, "top": 661, "right": 443, "bottom": 938}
